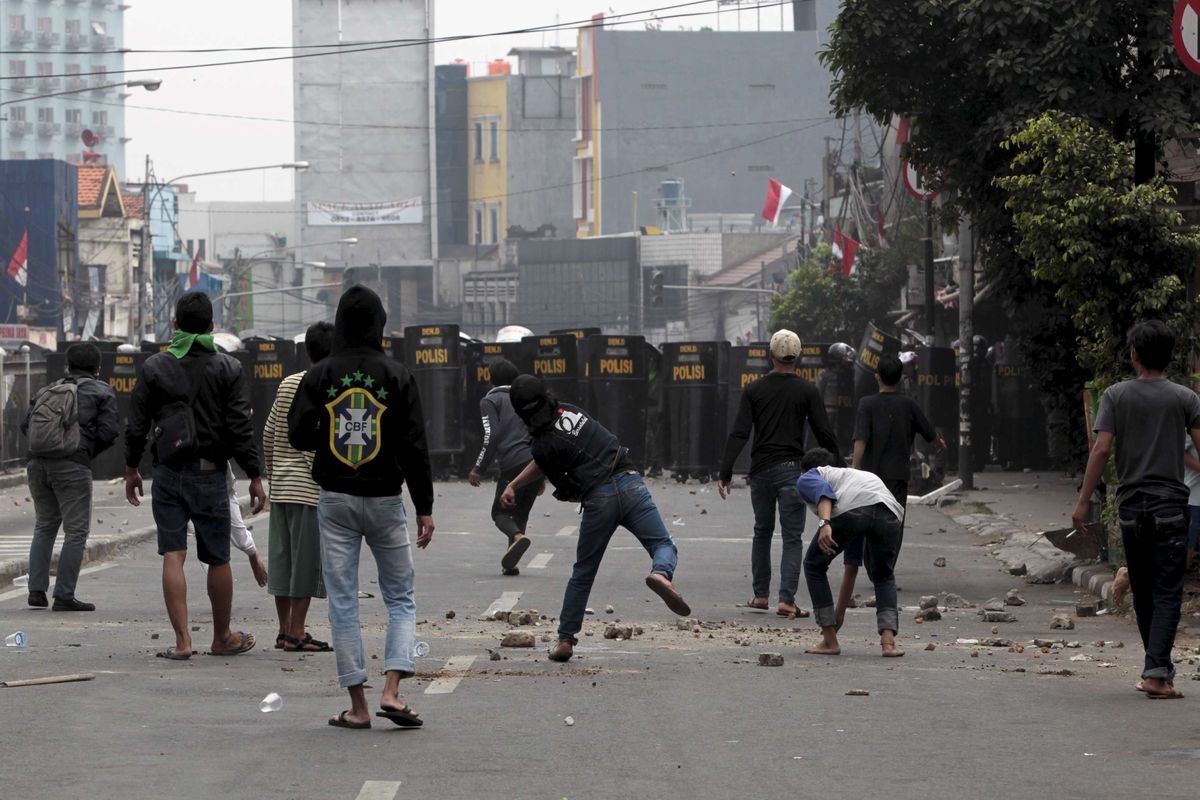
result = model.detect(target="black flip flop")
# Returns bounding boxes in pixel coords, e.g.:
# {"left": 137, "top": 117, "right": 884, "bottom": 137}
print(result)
{"left": 274, "top": 634, "right": 287, "bottom": 650}
{"left": 501, "top": 536, "right": 531, "bottom": 572}
{"left": 376, "top": 705, "right": 423, "bottom": 727}
{"left": 282, "top": 633, "right": 333, "bottom": 653}
{"left": 328, "top": 711, "right": 371, "bottom": 730}
{"left": 740, "top": 601, "right": 769, "bottom": 613}
{"left": 208, "top": 631, "right": 256, "bottom": 656}
{"left": 155, "top": 648, "right": 196, "bottom": 660}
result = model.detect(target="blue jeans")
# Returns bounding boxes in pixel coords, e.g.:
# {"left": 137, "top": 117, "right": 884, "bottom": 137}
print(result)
{"left": 318, "top": 491, "right": 417, "bottom": 688}
{"left": 1119, "top": 493, "right": 1188, "bottom": 681}
{"left": 27, "top": 458, "right": 93, "bottom": 600}
{"left": 557, "top": 472, "right": 678, "bottom": 644}
{"left": 749, "top": 462, "right": 805, "bottom": 604}
{"left": 803, "top": 503, "right": 902, "bottom": 634}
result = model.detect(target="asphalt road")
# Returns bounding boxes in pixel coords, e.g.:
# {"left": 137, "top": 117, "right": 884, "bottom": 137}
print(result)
{"left": 1, "top": 478, "right": 1197, "bottom": 800}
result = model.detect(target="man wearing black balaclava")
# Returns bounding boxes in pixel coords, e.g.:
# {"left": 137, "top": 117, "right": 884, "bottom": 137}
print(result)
{"left": 501, "top": 375, "right": 690, "bottom": 663}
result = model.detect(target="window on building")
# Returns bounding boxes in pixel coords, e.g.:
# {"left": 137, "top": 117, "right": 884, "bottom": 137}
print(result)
{"left": 66, "top": 63, "right": 81, "bottom": 75}
{"left": 65, "top": 20, "right": 81, "bottom": 35}
{"left": 198, "top": 240, "right": 206, "bottom": 259}
{"left": 489, "top": 206, "right": 500, "bottom": 244}
{"left": 489, "top": 120, "right": 499, "bottom": 161}
{"left": 36, "top": 62, "right": 52, "bottom": 76}
{"left": 8, "top": 60, "right": 25, "bottom": 76}
{"left": 36, "top": 17, "right": 52, "bottom": 33}
{"left": 65, "top": 109, "right": 82, "bottom": 123}
{"left": 473, "top": 206, "right": 484, "bottom": 244}
{"left": 91, "top": 110, "right": 107, "bottom": 126}
{"left": 186, "top": 239, "right": 194, "bottom": 255}
{"left": 9, "top": 106, "right": 26, "bottom": 122}
{"left": 8, "top": 15, "right": 25, "bottom": 32}
{"left": 37, "top": 107, "right": 53, "bottom": 123}
{"left": 577, "top": 76, "right": 592, "bottom": 142}
{"left": 473, "top": 120, "right": 483, "bottom": 162}
{"left": 90, "top": 64, "right": 106, "bottom": 79}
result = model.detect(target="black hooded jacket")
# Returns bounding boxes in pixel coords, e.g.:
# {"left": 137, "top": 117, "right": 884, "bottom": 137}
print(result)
{"left": 287, "top": 286, "right": 434, "bottom": 512}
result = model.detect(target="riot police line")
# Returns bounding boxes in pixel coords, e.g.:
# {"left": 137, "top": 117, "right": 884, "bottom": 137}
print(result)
{"left": 22, "top": 323, "right": 1047, "bottom": 483}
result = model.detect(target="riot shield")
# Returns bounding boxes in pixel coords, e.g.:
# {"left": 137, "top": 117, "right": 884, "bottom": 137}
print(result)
{"left": 241, "top": 337, "right": 296, "bottom": 458}
{"left": 584, "top": 334, "right": 648, "bottom": 468}
{"left": 404, "top": 325, "right": 463, "bottom": 456}
{"left": 915, "top": 345, "right": 958, "bottom": 467}
{"left": 725, "top": 344, "right": 771, "bottom": 474}
{"left": 661, "top": 342, "right": 721, "bottom": 478}
{"left": 94, "top": 351, "right": 145, "bottom": 480}
{"left": 522, "top": 334, "right": 581, "bottom": 407}
{"left": 854, "top": 323, "right": 901, "bottom": 404}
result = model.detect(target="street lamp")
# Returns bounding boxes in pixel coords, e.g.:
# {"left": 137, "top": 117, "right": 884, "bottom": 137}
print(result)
{"left": 163, "top": 161, "right": 309, "bottom": 186}
{"left": 0, "top": 77, "right": 165, "bottom": 108}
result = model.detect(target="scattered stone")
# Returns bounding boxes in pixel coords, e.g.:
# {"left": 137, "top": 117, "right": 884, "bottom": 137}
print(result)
{"left": 675, "top": 619, "right": 696, "bottom": 631}
{"left": 150, "top": 633, "right": 159, "bottom": 640}
{"left": 489, "top": 650, "right": 502, "bottom": 661}
{"left": 1069, "top": 654, "right": 1093, "bottom": 662}
{"left": 1050, "top": 615, "right": 1075, "bottom": 631}
{"left": 1032, "top": 638, "right": 1061, "bottom": 648}
{"left": 1037, "top": 669, "right": 1075, "bottom": 677}
{"left": 1008, "top": 564, "right": 1028, "bottom": 577}
{"left": 981, "top": 638, "right": 1013, "bottom": 648}
{"left": 970, "top": 651, "right": 980, "bottom": 658}
{"left": 758, "top": 653, "right": 784, "bottom": 667}
{"left": 1075, "top": 601, "right": 1100, "bottom": 618}
{"left": 191, "top": 626, "right": 200, "bottom": 632}
{"left": 955, "top": 638, "right": 980, "bottom": 646}
{"left": 918, "top": 595, "right": 940, "bottom": 610}
{"left": 445, "top": 610, "right": 456, "bottom": 620}
{"left": 864, "top": 597, "right": 876, "bottom": 608}
{"left": 916, "top": 608, "right": 942, "bottom": 622}
{"left": 845, "top": 689, "right": 870, "bottom": 696}
{"left": 924, "top": 643, "right": 936, "bottom": 651}
{"left": 1004, "top": 590, "right": 1026, "bottom": 607}
{"left": 603, "top": 625, "right": 633, "bottom": 640}
{"left": 585, "top": 608, "right": 595, "bottom": 615}
{"left": 540, "top": 635, "right": 552, "bottom": 643}
{"left": 564, "top": 716, "right": 575, "bottom": 726}
{"left": 1065, "top": 641, "right": 1082, "bottom": 649}
{"left": 847, "top": 594, "right": 861, "bottom": 609}
{"left": 991, "top": 626, "right": 1000, "bottom": 635}
{"left": 605, "top": 605, "right": 615, "bottom": 614}
{"left": 501, "top": 632, "right": 535, "bottom": 648}
{"left": 933, "top": 557, "right": 947, "bottom": 568}
{"left": 981, "top": 598, "right": 1006, "bottom": 612}
{"left": 939, "top": 593, "right": 973, "bottom": 609}
{"left": 281, "top": 666, "right": 295, "bottom": 672}
{"left": 983, "top": 611, "right": 1016, "bottom": 623}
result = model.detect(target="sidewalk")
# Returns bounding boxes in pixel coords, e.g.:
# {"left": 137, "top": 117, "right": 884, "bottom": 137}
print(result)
{"left": 937, "top": 469, "right": 1119, "bottom": 599}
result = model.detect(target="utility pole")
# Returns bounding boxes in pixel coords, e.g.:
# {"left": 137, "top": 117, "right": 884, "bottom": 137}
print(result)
{"left": 138, "top": 154, "right": 151, "bottom": 342}
{"left": 957, "top": 217, "right": 974, "bottom": 490}
{"left": 924, "top": 198, "right": 935, "bottom": 339}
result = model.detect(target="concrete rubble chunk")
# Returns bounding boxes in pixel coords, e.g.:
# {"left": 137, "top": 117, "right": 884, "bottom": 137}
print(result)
{"left": 501, "top": 632, "right": 536, "bottom": 648}
{"left": 1004, "top": 590, "right": 1025, "bottom": 607}
{"left": 1075, "top": 601, "right": 1100, "bottom": 618}
{"left": 981, "top": 598, "right": 1006, "bottom": 612}
{"left": 939, "top": 593, "right": 974, "bottom": 609}
{"left": 981, "top": 638, "right": 1013, "bottom": 648}
{"left": 845, "top": 689, "right": 870, "bottom": 696}
{"left": 758, "top": 652, "right": 784, "bottom": 667}
{"left": 982, "top": 611, "right": 1016, "bottom": 623}
{"left": 933, "top": 557, "right": 947, "bottom": 568}
{"left": 675, "top": 618, "right": 696, "bottom": 631}
{"left": 1008, "top": 564, "right": 1028, "bottom": 576}
{"left": 918, "top": 595, "right": 940, "bottom": 610}
{"left": 925, "top": 643, "right": 936, "bottom": 651}
{"left": 1050, "top": 615, "right": 1075, "bottom": 631}
{"left": 488, "top": 650, "right": 502, "bottom": 661}
{"left": 916, "top": 608, "right": 942, "bottom": 621}
{"left": 605, "top": 605, "right": 615, "bottom": 614}
{"left": 603, "top": 625, "right": 634, "bottom": 640}
{"left": 445, "top": 610, "right": 456, "bottom": 620}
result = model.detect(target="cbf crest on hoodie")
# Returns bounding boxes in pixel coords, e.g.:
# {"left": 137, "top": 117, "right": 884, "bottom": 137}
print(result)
{"left": 287, "top": 286, "right": 434, "bottom": 513}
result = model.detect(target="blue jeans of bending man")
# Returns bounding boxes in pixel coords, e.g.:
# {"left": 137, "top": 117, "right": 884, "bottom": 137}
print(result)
{"left": 318, "top": 491, "right": 417, "bottom": 688}
{"left": 749, "top": 462, "right": 806, "bottom": 604}
{"left": 803, "top": 503, "right": 902, "bottom": 634}
{"left": 557, "top": 472, "right": 678, "bottom": 644}
{"left": 1119, "top": 492, "right": 1188, "bottom": 682}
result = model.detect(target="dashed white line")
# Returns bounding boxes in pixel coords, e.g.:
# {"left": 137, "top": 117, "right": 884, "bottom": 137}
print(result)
{"left": 424, "top": 655, "right": 477, "bottom": 695}
{"left": 527, "top": 553, "right": 553, "bottom": 570}
{"left": 354, "top": 781, "right": 401, "bottom": 800}
{"left": 480, "top": 590, "right": 522, "bottom": 620}
{"left": 556, "top": 525, "right": 576, "bottom": 537}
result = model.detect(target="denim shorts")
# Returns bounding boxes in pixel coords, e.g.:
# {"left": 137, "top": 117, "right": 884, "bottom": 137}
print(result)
{"left": 152, "top": 462, "right": 232, "bottom": 565}
{"left": 1189, "top": 505, "right": 1200, "bottom": 552}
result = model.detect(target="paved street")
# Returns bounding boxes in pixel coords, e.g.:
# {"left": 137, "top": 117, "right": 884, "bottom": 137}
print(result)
{"left": 1, "top": 477, "right": 1197, "bottom": 800}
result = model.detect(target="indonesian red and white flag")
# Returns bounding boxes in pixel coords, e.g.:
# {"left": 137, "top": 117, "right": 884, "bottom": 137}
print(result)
{"left": 875, "top": 207, "right": 890, "bottom": 250}
{"left": 761, "top": 179, "right": 793, "bottom": 225}
{"left": 6, "top": 229, "right": 28, "bottom": 288}
{"left": 187, "top": 250, "right": 201, "bottom": 288}
{"left": 831, "top": 227, "right": 860, "bottom": 277}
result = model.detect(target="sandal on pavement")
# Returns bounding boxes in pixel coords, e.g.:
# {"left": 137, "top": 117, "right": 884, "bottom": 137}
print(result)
{"left": 501, "top": 536, "right": 531, "bottom": 572}
{"left": 376, "top": 704, "right": 423, "bottom": 727}
{"left": 208, "top": 631, "right": 256, "bottom": 656}
{"left": 275, "top": 633, "right": 287, "bottom": 650}
{"left": 1146, "top": 687, "right": 1185, "bottom": 700}
{"left": 328, "top": 711, "right": 371, "bottom": 730}
{"left": 282, "top": 633, "right": 333, "bottom": 653}
{"left": 741, "top": 599, "right": 769, "bottom": 612}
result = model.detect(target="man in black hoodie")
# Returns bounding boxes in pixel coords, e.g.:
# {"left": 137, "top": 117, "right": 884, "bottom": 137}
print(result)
{"left": 289, "top": 285, "right": 436, "bottom": 730}
{"left": 501, "top": 375, "right": 690, "bottom": 663}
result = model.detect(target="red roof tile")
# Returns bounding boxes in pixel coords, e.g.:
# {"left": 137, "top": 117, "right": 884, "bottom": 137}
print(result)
{"left": 77, "top": 164, "right": 107, "bottom": 210}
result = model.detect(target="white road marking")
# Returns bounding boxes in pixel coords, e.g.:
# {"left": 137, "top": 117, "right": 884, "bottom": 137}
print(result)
{"left": 424, "top": 655, "right": 476, "bottom": 695}
{"left": 0, "top": 562, "right": 116, "bottom": 603}
{"left": 556, "top": 525, "right": 576, "bottom": 537}
{"left": 480, "top": 590, "right": 522, "bottom": 620}
{"left": 527, "top": 553, "right": 553, "bottom": 570}
{"left": 354, "top": 781, "right": 401, "bottom": 800}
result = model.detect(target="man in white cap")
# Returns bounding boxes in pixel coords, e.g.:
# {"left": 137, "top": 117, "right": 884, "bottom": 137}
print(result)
{"left": 719, "top": 329, "right": 840, "bottom": 618}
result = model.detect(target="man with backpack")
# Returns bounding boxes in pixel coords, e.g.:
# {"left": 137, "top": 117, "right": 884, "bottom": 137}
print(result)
{"left": 23, "top": 343, "right": 118, "bottom": 611}
{"left": 125, "top": 292, "right": 266, "bottom": 660}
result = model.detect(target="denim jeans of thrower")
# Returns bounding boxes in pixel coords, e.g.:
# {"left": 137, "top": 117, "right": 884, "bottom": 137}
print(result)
{"left": 557, "top": 473, "right": 678, "bottom": 644}
{"left": 803, "top": 503, "right": 902, "bottom": 634}
{"left": 26, "top": 458, "right": 93, "bottom": 600}
{"left": 749, "top": 462, "right": 806, "bottom": 604}
{"left": 318, "top": 491, "right": 417, "bottom": 688}
{"left": 1119, "top": 492, "right": 1188, "bottom": 682}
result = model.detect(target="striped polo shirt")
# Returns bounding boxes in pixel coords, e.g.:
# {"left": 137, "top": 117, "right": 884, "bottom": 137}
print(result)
{"left": 263, "top": 371, "right": 320, "bottom": 506}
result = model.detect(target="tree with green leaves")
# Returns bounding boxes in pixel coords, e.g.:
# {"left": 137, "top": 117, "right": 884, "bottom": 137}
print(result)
{"left": 821, "top": 0, "right": 1200, "bottom": 465}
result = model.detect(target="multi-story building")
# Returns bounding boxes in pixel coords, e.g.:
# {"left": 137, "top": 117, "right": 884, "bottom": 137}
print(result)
{"left": 572, "top": 2, "right": 842, "bottom": 238}
{"left": 292, "top": 0, "right": 435, "bottom": 329}
{"left": 77, "top": 163, "right": 141, "bottom": 339}
{"left": 465, "top": 47, "right": 577, "bottom": 246}
{"left": 0, "top": 0, "right": 127, "bottom": 174}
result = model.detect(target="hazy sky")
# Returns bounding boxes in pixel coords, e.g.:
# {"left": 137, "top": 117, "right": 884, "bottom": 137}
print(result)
{"left": 124, "top": 1, "right": 796, "bottom": 201}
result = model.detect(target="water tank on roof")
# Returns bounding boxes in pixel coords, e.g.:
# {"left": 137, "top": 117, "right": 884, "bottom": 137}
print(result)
{"left": 660, "top": 179, "right": 683, "bottom": 205}
{"left": 487, "top": 59, "right": 512, "bottom": 76}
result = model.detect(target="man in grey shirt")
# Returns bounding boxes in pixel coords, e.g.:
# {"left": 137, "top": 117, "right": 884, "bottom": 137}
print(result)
{"left": 469, "top": 359, "right": 542, "bottom": 575}
{"left": 1073, "top": 320, "right": 1200, "bottom": 700}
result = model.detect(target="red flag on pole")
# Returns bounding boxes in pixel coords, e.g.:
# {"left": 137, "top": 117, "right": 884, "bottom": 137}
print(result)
{"left": 875, "top": 207, "right": 890, "bottom": 249}
{"left": 760, "top": 178, "right": 793, "bottom": 225}
{"left": 831, "top": 227, "right": 859, "bottom": 276}
{"left": 187, "top": 250, "right": 201, "bottom": 288}
{"left": 6, "top": 229, "right": 28, "bottom": 288}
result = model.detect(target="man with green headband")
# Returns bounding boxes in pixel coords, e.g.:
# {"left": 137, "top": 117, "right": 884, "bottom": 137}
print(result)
{"left": 125, "top": 291, "right": 266, "bottom": 660}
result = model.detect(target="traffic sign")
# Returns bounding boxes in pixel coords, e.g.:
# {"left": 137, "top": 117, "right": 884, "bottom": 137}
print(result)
{"left": 1175, "top": 0, "right": 1200, "bottom": 76}
{"left": 896, "top": 118, "right": 940, "bottom": 202}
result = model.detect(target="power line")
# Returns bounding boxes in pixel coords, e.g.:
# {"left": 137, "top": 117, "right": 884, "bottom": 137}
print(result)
{"left": 0, "top": 1, "right": 790, "bottom": 81}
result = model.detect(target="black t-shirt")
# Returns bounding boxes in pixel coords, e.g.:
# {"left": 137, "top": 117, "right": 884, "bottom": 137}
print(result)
{"left": 720, "top": 372, "right": 839, "bottom": 481}
{"left": 853, "top": 391, "right": 937, "bottom": 481}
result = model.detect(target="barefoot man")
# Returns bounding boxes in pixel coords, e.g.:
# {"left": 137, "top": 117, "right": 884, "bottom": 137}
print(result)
{"left": 795, "top": 448, "right": 905, "bottom": 658}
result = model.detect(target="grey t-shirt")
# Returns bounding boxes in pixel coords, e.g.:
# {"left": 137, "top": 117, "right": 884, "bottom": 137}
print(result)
{"left": 1093, "top": 378, "right": 1200, "bottom": 505}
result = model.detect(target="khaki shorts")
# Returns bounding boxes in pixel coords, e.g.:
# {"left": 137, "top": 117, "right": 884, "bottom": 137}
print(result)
{"left": 267, "top": 502, "right": 326, "bottom": 598}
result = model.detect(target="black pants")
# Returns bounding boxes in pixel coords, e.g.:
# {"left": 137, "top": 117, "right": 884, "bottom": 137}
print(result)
{"left": 1119, "top": 492, "right": 1188, "bottom": 681}
{"left": 491, "top": 466, "right": 542, "bottom": 542}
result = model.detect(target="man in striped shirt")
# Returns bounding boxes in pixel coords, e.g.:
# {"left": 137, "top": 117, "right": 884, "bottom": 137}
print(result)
{"left": 263, "top": 322, "right": 333, "bottom": 653}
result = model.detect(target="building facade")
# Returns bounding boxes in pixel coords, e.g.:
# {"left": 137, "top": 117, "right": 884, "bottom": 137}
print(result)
{"left": 292, "top": 0, "right": 435, "bottom": 328}
{"left": 573, "top": 3, "right": 842, "bottom": 238}
{"left": 0, "top": 0, "right": 127, "bottom": 174}
{"left": 77, "top": 163, "right": 141, "bottom": 339}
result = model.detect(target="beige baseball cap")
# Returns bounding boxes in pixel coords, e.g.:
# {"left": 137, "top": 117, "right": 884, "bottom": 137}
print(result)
{"left": 769, "top": 329, "right": 802, "bottom": 362}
